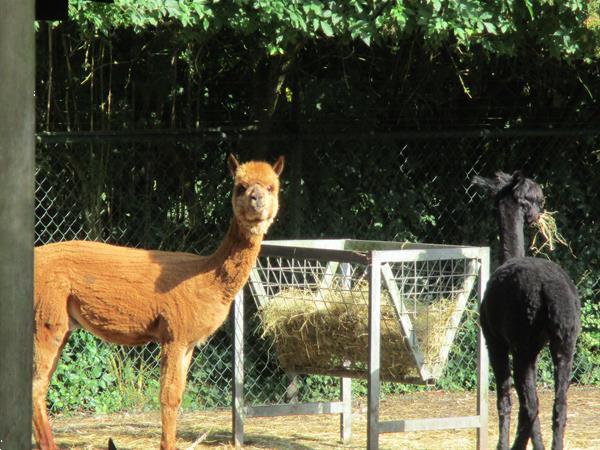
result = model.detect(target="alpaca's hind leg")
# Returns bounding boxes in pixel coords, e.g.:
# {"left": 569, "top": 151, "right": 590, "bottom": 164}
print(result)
{"left": 488, "top": 343, "right": 512, "bottom": 450}
{"left": 549, "top": 335, "right": 577, "bottom": 450}
{"left": 512, "top": 352, "right": 544, "bottom": 450}
{"left": 159, "top": 342, "right": 195, "bottom": 450}
{"left": 32, "top": 323, "right": 71, "bottom": 450}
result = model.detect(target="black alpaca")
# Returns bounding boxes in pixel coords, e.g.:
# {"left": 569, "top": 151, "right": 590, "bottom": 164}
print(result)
{"left": 473, "top": 171, "right": 580, "bottom": 450}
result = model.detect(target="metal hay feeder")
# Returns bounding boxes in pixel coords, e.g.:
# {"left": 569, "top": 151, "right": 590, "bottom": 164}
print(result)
{"left": 232, "top": 239, "right": 490, "bottom": 449}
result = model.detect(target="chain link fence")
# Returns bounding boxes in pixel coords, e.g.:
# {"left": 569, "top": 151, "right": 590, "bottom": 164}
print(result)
{"left": 37, "top": 129, "right": 600, "bottom": 413}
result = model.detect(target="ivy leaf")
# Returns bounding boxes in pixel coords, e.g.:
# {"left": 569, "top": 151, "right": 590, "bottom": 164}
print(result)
{"left": 524, "top": 0, "right": 534, "bottom": 19}
{"left": 484, "top": 22, "right": 497, "bottom": 34}
{"left": 321, "top": 21, "right": 334, "bottom": 37}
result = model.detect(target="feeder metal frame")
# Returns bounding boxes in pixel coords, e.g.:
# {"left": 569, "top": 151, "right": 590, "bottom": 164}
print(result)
{"left": 232, "top": 239, "right": 490, "bottom": 450}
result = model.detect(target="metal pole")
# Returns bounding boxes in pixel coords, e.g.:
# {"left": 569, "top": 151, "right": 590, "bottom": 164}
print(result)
{"left": 477, "top": 249, "right": 490, "bottom": 449}
{"left": 340, "top": 262, "right": 352, "bottom": 444}
{"left": 0, "top": 0, "right": 35, "bottom": 448}
{"left": 340, "top": 376, "right": 352, "bottom": 444}
{"left": 367, "top": 256, "right": 382, "bottom": 450}
{"left": 232, "top": 290, "right": 245, "bottom": 448}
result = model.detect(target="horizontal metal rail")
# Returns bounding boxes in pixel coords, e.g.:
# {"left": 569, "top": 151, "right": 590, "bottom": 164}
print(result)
{"left": 245, "top": 401, "right": 346, "bottom": 417}
{"left": 36, "top": 128, "right": 600, "bottom": 144}
{"left": 379, "top": 415, "right": 483, "bottom": 433}
{"left": 259, "top": 239, "right": 488, "bottom": 265}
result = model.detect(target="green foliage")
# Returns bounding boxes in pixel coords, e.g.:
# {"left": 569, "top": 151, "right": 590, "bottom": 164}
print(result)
{"left": 106, "top": 349, "right": 161, "bottom": 411}
{"left": 61, "top": 0, "right": 595, "bottom": 59}
{"left": 586, "top": 0, "right": 600, "bottom": 57}
{"left": 48, "top": 331, "right": 119, "bottom": 413}
{"left": 575, "top": 277, "right": 600, "bottom": 384}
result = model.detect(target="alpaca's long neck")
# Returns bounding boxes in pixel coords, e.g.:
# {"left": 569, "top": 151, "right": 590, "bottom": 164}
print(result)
{"left": 497, "top": 198, "right": 525, "bottom": 263}
{"left": 206, "top": 219, "right": 263, "bottom": 302}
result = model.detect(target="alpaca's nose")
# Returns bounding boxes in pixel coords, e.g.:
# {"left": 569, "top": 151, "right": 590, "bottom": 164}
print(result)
{"left": 249, "top": 189, "right": 265, "bottom": 210}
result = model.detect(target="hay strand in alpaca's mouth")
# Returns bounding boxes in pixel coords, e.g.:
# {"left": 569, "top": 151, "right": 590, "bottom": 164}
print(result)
{"left": 530, "top": 211, "right": 572, "bottom": 256}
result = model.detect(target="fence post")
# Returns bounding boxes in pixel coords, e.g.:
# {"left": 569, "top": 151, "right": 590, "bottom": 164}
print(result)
{"left": 0, "top": 0, "right": 35, "bottom": 448}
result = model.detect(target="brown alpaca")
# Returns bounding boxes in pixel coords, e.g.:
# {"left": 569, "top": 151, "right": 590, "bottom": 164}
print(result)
{"left": 32, "top": 155, "right": 284, "bottom": 450}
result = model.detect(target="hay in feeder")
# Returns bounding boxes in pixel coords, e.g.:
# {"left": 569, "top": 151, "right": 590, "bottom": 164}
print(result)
{"left": 258, "top": 282, "right": 459, "bottom": 382}
{"left": 531, "top": 210, "right": 572, "bottom": 255}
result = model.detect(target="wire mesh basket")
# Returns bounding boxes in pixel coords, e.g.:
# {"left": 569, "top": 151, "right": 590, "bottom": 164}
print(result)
{"left": 248, "top": 239, "right": 484, "bottom": 383}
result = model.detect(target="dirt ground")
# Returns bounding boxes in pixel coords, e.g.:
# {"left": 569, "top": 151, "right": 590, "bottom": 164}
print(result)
{"left": 49, "top": 386, "right": 599, "bottom": 449}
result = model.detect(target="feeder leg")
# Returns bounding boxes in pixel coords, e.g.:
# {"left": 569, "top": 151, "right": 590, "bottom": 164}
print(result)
{"left": 477, "top": 319, "right": 490, "bottom": 450}
{"left": 340, "top": 263, "right": 353, "bottom": 444}
{"left": 340, "top": 376, "right": 352, "bottom": 443}
{"left": 477, "top": 251, "right": 490, "bottom": 450}
{"left": 367, "top": 259, "right": 381, "bottom": 450}
{"left": 232, "top": 290, "right": 245, "bottom": 448}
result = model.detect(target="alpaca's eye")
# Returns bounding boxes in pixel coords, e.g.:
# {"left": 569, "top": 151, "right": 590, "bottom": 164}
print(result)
{"left": 236, "top": 185, "right": 247, "bottom": 196}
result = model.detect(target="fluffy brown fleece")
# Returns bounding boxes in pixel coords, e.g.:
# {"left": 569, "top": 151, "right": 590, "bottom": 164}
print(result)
{"left": 32, "top": 154, "right": 284, "bottom": 450}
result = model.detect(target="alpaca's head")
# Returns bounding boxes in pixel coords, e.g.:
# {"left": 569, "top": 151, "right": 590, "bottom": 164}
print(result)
{"left": 228, "top": 154, "right": 285, "bottom": 236}
{"left": 473, "top": 171, "right": 545, "bottom": 225}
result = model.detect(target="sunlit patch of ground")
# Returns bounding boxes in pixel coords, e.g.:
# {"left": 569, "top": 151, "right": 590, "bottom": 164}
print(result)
{"left": 49, "top": 386, "right": 599, "bottom": 449}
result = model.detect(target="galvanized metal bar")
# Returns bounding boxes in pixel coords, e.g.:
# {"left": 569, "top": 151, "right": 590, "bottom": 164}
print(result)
{"left": 339, "top": 262, "right": 353, "bottom": 443}
{"left": 259, "top": 241, "right": 488, "bottom": 264}
{"left": 379, "top": 415, "right": 482, "bottom": 433}
{"left": 374, "top": 247, "right": 488, "bottom": 263}
{"left": 367, "top": 255, "right": 382, "bottom": 450}
{"left": 343, "top": 239, "right": 468, "bottom": 252}
{"left": 263, "top": 239, "right": 485, "bottom": 254}
{"left": 262, "top": 239, "right": 348, "bottom": 250}
{"left": 316, "top": 261, "right": 339, "bottom": 301}
{"left": 232, "top": 290, "right": 245, "bottom": 448}
{"left": 430, "top": 258, "right": 480, "bottom": 380}
{"left": 249, "top": 267, "right": 269, "bottom": 308}
{"left": 245, "top": 401, "right": 346, "bottom": 417}
{"left": 380, "top": 263, "right": 429, "bottom": 381}
{"left": 340, "top": 262, "right": 352, "bottom": 285}
{"left": 340, "top": 377, "right": 352, "bottom": 444}
{"left": 259, "top": 244, "right": 370, "bottom": 265}
{"left": 477, "top": 249, "right": 490, "bottom": 450}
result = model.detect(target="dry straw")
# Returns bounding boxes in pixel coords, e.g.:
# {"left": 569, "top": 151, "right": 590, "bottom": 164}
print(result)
{"left": 258, "top": 282, "right": 458, "bottom": 382}
{"left": 50, "top": 387, "right": 597, "bottom": 449}
{"left": 530, "top": 211, "right": 572, "bottom": 256}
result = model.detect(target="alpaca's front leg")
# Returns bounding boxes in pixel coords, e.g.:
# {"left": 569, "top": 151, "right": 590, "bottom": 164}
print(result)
{"left": 159, "top": 342, "right": 195, "bottom": 450}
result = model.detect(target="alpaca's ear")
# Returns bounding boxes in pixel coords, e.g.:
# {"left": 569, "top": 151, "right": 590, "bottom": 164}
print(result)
{"left": 228, "top": 154, "right": 240, "bottom": 177}
{"left": 511, "top": 170, "right": 525, "bottom": 182}
{"left": 472, "top": 175, "right": 498, "bottom": 194}
{"left": 473, "top": 171, "right": 517, "bottom": 195}
{"left": 511, "top": 170, "right": 531, "bottom": 199}
{"left": 272, "top": 156, "right": 285, "bottom": 176}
